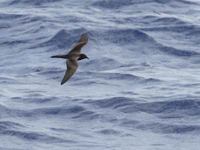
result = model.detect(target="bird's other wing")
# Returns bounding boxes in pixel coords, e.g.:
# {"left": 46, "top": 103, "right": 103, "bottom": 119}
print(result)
{"left": 68, "top": 33, "right": 88, "bottom": 55}
{"left": 61, "top": 59, "right": 78, "bottom": 85}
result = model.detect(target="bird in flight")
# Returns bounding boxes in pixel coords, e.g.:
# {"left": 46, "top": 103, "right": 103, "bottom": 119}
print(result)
{"left": 51, "top": 33, "right": 89, "bottom": 85}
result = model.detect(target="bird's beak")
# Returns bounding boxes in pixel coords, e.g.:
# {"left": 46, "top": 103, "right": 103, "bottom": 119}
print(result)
{"left": 86, "top": 56, "right": 89, "bottom": 59}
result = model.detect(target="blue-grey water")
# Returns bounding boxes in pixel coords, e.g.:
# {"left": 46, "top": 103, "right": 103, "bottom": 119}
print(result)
{"left": 0, "top": 0, "right": 200, "bottom": 149}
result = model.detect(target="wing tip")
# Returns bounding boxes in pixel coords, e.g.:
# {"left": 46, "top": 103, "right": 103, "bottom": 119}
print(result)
{"left": 79, "top": 33, "right": 88, "bottom": 43}
{"left": 61, "top": 81, "right": 65, "bottom": 85}
{"left": 61, "top": 78, "right": 69, "bottom": 85}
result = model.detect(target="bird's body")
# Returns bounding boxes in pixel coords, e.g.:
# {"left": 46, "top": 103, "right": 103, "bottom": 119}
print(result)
{"left": 51, "top": 33, "right": 89, "bottom": 85}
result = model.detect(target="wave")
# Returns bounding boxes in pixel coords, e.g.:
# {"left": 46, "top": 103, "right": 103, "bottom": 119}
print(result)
{"left": 94, "top": 28, "right": 199, "bottom": 58}
{"left": 92, "top": 72, "right": 142, "bottom": 81}
{"left": 0, "top": 102, "right": 100, "bottom": 121}
{"left": 43, "top": 28, "right": 87, "bottom": 49}
{"left": 93, "top": 0, "right": 198, "bottom": 9}
{"left": 95, "top": 28, "right": 199, "bottom": 57}
{"left": 0, "top": 13, "right": 43, "bottom": 27}
{"left": 0, "top": 104, "right": 34, "bottom": 118}
{"left": 122, "top": 120, "right": 200, "bottom": 134}
{"left": 0, "top": 147, "right": 24, "bottom": 150}
{"left": 0, "top": 13, "right": 24, "bottom": 20}
{"left": 115, "top": 15, "right": 188, "bottom": 27}
{"left": 33, "top": 66, "right": 63, "bottom": 75}
{"left": 76, "top": 71, "right": 161, "bottom": 85}
{"left": 87, "top": 97, "right": 200, "bottom": 116}
{"left": 0, "top": 99, "right": 99, "bottom": 121}
{"left": 27, "top": 105, "right": 102, "bottom": 121}
{"left": 142, "top": 123, "right": 200, "bottom": 134}
{"left": 154, "top": 0, "right": 195, "bottom": 4}
{"left": 8, "top": 0, "right": 62, "bottom": 6}
{"left": 83, "top": 57, "right": 122, "bottom": 71}
{"left": 71, "top": 71, "right": 160, "bottom": 86}
{"left": 0, "top": 129, "right": 70, "bottom": 143}
{"left": 7, "top": 97, "right": 199, "bottom": 124}
{"left": 84, "top": 97, "right": 200, "bottom": 134}
{"left": 72, "top": 110, "right": 101, "bottom": 120}
{"left": 123, "top": 99, "right": 200, "bottom": 117}
{"left": 92, "top": 0, "right": 175, "bottom": 9}
{"left": 0, "top": 77, "right": 18, "bottom": 84}
{"left": 72, "top": 80, "right": 110, "bottom": 86}
{"left": 171, "top": 0, "right": 199, "bottom": 5}
{"left": 158, "top": 45, "right": 200, "bottom": 57}
{"left": 151, "top": 16, "right": 188, "bottom": 26}
{"left": 93, "top": 0, "right": 134, "bottom": 9}
{"left": 0, "top": 39, "right": 29, "bottom": 46}
{"left": 97, "top": 129, "right": 120, "bottom": 135}
{"left": 11, "top": 95, "right": 59, "bottom": 104}
{"left": 0, "top": 121, "right": 24, "bottom": 130}
{"left": 97, "top": 29, "right": 155, "bottom": 46}
{"left": 85, "top": 97, "right": 133, "bottom": 109}
{"left": 31, "top": 105, "right": 85, "bottom": 116}
{"left": 143, "top": 24, "right": 196, "bottom": 34}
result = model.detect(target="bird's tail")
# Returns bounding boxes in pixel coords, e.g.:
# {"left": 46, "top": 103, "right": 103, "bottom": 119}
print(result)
{"left": 51, "top": 54, "right": 68, "bottom": 59}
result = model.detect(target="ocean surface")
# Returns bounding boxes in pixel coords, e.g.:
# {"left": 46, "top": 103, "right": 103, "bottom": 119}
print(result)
{"left": 0, "top": 0, "right": 200, "bottom": 149}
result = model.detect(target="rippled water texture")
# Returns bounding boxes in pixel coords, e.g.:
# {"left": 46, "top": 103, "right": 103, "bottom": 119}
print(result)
{"left": 0, "top": 0, "right": 200, "bottom": 149}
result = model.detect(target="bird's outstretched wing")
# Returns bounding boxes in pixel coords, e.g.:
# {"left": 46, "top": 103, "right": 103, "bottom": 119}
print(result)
{"left": 61, "top": 59, "right": 78, "bottom": 85}
{"left": 68, "top": 33, "right": 88, "bottom": 55}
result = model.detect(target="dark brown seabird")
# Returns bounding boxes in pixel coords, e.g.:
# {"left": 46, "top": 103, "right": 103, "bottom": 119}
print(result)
{"left": 51, "top": 33, "right": 89, "bottom": 85}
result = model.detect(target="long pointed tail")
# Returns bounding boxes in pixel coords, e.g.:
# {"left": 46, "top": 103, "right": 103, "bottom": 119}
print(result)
{"left": 51, "top": 54, "right": 68, "bottom": 59}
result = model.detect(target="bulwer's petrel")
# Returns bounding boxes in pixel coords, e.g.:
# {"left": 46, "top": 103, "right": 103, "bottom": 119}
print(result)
{"left": 51, "top": 33, "right": 89, "bottom": 85}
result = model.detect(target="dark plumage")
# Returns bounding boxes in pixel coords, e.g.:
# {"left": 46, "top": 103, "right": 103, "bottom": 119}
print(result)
{"left": 51, "top": 33, "right": 89, "bottom": 85}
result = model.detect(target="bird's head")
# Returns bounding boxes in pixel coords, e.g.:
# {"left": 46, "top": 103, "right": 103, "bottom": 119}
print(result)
{"left": 78, "top": 53, "right": 89, "bottom": 60}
